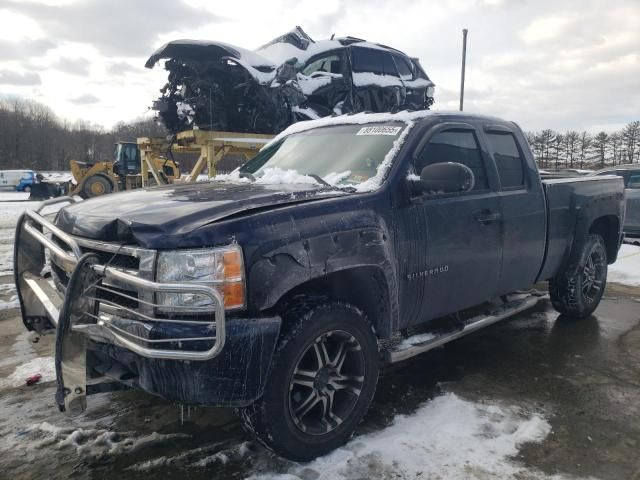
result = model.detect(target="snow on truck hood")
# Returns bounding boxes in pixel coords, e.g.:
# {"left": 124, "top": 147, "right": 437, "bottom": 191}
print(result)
{"left": 55, "top": 181, "right": 346, "bottom": 247}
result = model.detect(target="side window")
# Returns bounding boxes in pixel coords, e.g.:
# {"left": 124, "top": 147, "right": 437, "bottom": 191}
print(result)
{"left": 486, "top": 132, "right": 525, "bottom": 188}
{"left": 392, "top": 54, "right": 413, "bottom": 80}
{"left": 415, "top": 129, "right": 489, "bottom": 191}
{"left": 381, "top": 53, "right": 399, "bottom": 77}
{"left": 351, "top": 48, "right": 399, "bottom": 76}
{"left": 301, "top": 53, "right": 342, "bottom": 76}
{"left": 628, "top": 174, "right": 640, "bottom": 189}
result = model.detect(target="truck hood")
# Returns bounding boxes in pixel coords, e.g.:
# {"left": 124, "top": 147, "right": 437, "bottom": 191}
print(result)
{"left": 55, "top": 181, "right": 346, "bottom": 247}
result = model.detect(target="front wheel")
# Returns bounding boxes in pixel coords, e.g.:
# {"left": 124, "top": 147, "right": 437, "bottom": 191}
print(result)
{"left": 240, "top": 300, "right": 379, "bottom": 462}
{"left": 550, "top": 234, "right": 608, "bottom": 318}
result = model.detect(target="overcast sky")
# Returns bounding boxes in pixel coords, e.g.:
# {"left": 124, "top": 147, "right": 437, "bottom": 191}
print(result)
{"left": 0, "top": 0, "right": 637, "bottom": 132}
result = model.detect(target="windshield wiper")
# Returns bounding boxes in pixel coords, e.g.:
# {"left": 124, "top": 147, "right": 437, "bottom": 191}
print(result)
{"left": 308, "top": 174, "right": 330, "bottom": 186}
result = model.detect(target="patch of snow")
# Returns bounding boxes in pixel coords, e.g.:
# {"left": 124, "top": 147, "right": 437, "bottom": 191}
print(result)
{"left": 257, "top": 39, "right": 344, "bottom": 68}
{"left": 40, "top": 171, "right": 72, "bottom": 183}
{"left": 255, "top": 167, "right": 319, "bottom": 186}
{"left": 209, "top": 170, "right": 251, "bottom": 184}
{"left": 403, "top": 77, "right": 435, "bottom": 88}
{"left": 296, "top": 73, "right": 340, "bottom": 95}
{"left": 127, "top": 440, "right": 253, "bottom": 471}
{"left": 0, "top": 191, "right": 31, "bottom": 201}
{"left": 0, "top": 283, "right": 16, "bottom": 294}
{"left": 22, "top": 422, "right": 190, "bottom": 460}
{"left": 396, "top": 332, "right": 437, "bottom": 350}
{"left": 0, "top": 294, "right": 19, "bottom": 311}
{"left": 0, "top": 200, "right": 40, "bottom": 275}
{"left": 249, "top": 393, "right": 556, "bottom": 480}
{"left": 609, "top": 244, "right": 640, "bottom": 286}
{"left": 292, "top": 105, "right": 321, "bottom": 120}
{"left": 1, "top": 356, "right": 55, "bottom": 388}
{"left": 352, "top": 72, "right": 403, "bottom": 87}
{"left": 406, "top": 172, "right": 421, "bottom": 181}
{"left": 323, "top": 171, "right": 352, "bottom": 186}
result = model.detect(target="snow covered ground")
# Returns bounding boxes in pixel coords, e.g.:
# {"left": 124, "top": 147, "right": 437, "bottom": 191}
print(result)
{"left": 248, "top": 394, "right": 558, "bottom": 480}
{"left": 609, "top": 243, "right": 640, "bottom": 286}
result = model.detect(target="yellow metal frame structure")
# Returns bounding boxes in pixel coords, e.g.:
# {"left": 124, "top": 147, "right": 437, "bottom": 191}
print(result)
{"left": 138, "top": 129, "right": 274, "bottom": 186}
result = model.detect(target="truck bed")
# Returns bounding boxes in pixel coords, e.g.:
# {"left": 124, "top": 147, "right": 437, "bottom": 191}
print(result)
{"left": 538, "top": 175, "right": 625, "bottom": 281}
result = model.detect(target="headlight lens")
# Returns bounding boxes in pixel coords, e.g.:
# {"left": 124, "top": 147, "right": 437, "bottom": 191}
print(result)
{"left": 156, "top": 245, "right": 245, "bottom": 311}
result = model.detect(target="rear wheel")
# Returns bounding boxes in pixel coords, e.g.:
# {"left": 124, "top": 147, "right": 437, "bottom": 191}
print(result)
{"left": 550, "top": 234, "right": 608, "bottom": 318}
{"left": 82, "top": 174, "right": 113, "bottom": 198}
{"left": 240, "top": 299, "right": 379, "bottom": 461}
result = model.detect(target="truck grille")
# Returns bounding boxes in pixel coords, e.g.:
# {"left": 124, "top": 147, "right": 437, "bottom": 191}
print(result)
{"left": 50, "top": 234, "right": 153, "bottom": 315}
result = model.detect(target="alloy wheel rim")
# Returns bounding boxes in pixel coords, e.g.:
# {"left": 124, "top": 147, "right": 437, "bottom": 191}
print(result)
{"left": 582, "top": 245, "right": 605, "bottom": 303}
{"left": 288, "top": 330, "right": 365, "bottom": 436}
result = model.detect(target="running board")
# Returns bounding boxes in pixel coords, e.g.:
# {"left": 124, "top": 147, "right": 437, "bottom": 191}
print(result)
{"left": 384, "top": 294, "right": 544, "bottom": 364}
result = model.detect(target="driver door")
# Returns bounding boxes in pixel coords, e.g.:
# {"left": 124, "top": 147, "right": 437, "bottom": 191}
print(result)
{"left": 399, "top": 124, "right": 504, "bottom": 326}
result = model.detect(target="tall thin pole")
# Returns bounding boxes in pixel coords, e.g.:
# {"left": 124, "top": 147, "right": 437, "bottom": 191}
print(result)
{"left": 459, "top": 28, "right": 468, "bottom": 111}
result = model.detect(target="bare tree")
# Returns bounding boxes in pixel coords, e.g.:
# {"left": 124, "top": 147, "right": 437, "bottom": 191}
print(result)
{"left": 565, "top": 131, "right": 579, "bottom": 168}
{"left": 591, "top": 132, "right": 609, "bottom": 168}
{"left": 622, "top": 120, "right": 640, "bottom": 164}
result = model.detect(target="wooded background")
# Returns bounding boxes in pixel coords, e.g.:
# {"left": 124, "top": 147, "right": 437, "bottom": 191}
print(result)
{"left": 0, "top": 97, "right": 638, "bottom": 172}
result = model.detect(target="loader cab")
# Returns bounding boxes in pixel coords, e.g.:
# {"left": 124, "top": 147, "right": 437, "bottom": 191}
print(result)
{"left": 113, "top": 141, "right": 141, "bottom": 176}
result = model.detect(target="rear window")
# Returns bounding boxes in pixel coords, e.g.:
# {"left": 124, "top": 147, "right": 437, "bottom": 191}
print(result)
{"left": 486, "top": 133, "right": 526, "bottom": 188}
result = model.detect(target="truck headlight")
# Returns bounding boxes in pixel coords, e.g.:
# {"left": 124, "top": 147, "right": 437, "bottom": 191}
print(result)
{"left": 156, "top": 245, "right": 245, "bottom": 311}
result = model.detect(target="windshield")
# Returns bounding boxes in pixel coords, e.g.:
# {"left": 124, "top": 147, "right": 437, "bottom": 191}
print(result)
{"left": 239, "top": 123, "right": 406, "bottom": 188}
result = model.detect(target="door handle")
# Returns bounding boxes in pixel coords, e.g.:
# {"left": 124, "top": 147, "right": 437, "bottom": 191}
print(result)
{"left": 475, "top": 209, "right": 501, "bottom": 224}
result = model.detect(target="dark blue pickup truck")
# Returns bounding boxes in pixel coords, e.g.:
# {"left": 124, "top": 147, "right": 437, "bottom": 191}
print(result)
{"left": 14, "top": 111, "right": 625, "bottom": 461}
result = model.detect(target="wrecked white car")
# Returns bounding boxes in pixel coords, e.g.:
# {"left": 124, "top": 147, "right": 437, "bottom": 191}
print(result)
{"left": 146, "top": 26, "right": 435, "bottom": 134}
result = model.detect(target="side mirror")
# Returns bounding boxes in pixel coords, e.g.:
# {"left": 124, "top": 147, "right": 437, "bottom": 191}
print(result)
{"left": 409, "top": 162, "right": 475, "bottom": 195}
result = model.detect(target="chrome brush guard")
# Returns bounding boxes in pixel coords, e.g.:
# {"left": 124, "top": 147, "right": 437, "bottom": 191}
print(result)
{"left": 14, "top": 197, "right": 226, "bottom": 363}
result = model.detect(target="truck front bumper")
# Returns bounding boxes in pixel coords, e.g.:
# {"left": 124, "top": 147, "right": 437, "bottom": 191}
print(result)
{"left": 14, "top": 197, "right": 281, "bottom": 412}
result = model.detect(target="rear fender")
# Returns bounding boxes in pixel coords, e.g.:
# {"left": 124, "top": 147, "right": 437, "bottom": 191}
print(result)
{"left": 567, "top": 193, "right": 624, "bottom": 275}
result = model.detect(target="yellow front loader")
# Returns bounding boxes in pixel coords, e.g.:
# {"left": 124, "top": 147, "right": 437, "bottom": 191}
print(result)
{"left": 69, "top": 141, "right": 180, "bottom": 198}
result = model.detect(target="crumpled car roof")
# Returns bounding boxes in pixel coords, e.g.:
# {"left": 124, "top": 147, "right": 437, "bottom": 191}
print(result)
{"left": 146, "top": 26, "right": 435, "bottom": 135}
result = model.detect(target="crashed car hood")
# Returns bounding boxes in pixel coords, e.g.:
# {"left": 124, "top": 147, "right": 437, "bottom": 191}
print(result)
{"left": 55, "top": 182, "right": 345, "bottom": 247}
{"left": 145, "top": 39, "right": 276, "bottom": 70}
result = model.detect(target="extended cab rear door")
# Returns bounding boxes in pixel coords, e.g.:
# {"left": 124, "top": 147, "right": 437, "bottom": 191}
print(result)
{"left": 480, "top": 124, "right": 546, "bottom": 294}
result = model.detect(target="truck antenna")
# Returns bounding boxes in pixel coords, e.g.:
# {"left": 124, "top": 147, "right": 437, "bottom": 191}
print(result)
{"left": 459, "top": 28, "right": 468, "bottom": 111}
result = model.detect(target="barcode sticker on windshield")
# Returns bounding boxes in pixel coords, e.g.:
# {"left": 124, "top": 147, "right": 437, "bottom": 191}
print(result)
{"left": 356, "top": 126, "right": 402, "bottom": 136}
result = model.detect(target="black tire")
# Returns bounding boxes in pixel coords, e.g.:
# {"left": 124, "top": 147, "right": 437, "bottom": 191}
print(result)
{"left": 240, "top": 299, "right": 379, "bottom": 461}
{"left": 23, "top": 185, "right": 31, "bottom": 193}
{"left": 550, "top": 234, "right": 608, "bottom": 318}
{"left": 82, "top": 174, "right": 113, "bottom": 198}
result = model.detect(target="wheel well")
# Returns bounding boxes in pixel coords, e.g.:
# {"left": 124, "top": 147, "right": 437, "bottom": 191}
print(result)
{"left": 588, "top": 215, "right": 619, "bottom": 263}
{"left": 273, "top": 267, "right": 391, "bottom": 339}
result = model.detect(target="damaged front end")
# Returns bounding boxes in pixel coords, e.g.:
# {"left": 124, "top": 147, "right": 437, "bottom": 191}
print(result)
{"left": 147, "top": 27, "right": 435, "bottom": 134}
{"left": 149, "top": 47, "right": 297, "bottom": 134}
{"left": 14, "top": 198, "right": 281, "bottom": 412}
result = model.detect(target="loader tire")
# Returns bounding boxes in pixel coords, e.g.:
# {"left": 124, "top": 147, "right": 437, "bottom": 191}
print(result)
{"left": 550, "top": 234, "right": 607, "bottom": 319}
{"left": 82, "top": 174, "right": 113, "bottom": 198}
{"left": 239, "top": 298, "right": 379, "bottom": 462}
